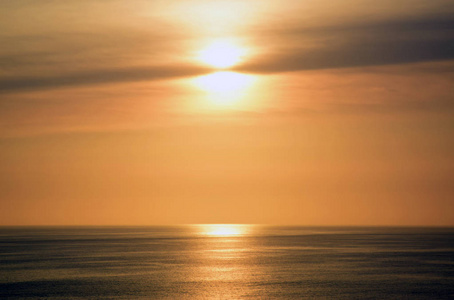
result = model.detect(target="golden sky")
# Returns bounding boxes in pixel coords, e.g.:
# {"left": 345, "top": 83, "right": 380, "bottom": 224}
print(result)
{"left": 1, "top": 0, "right": 453, "bottom": 225}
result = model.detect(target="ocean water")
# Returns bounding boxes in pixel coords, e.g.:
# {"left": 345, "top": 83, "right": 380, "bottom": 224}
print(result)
{"left": 1, "top": 226, "right": 453, "bottom": 299}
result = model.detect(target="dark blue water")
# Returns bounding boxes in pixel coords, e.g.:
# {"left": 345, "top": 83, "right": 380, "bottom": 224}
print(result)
{"left": 1, "top": 226, "right": 453, "bottom": 299}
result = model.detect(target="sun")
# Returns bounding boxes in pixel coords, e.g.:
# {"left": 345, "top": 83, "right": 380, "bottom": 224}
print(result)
{"left": 192, "top": 71, "right": 255, "bottom": 105}
{"left": 197, "top": 39, "right": 246, "bottom": 69}
{"left": 194, "top": 71, "right": 253, "bottom": 93}
{"left": 192, "top": 38, "right": 254, "bottom": 106}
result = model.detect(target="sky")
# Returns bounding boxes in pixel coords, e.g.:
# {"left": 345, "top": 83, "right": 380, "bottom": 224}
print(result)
{"left": 0, "top": 0, "right": 453, "bottom": 225}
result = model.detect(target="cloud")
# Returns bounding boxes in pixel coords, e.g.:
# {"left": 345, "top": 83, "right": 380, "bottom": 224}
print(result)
{"left": 1, "top": 1, "right": 453, "bottom": 94}
{"left": 0, "top": 65, "right": 211, "bottom": 94}
{"left": 238, "top": 39, "right": 454, "bottom": 73}
{"left": 237, "top": 14, "right": 454, "bottom": 73}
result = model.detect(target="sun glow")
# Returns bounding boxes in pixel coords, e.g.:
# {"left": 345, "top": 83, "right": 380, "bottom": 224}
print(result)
{"left": 194, "top": 72, "right": 253, "bottom": 93}
{"left": 192, "top": 71, "right": 255, "bottom": 106}
{"left": 197, "top": 39, "right": 246, "bottom": 69}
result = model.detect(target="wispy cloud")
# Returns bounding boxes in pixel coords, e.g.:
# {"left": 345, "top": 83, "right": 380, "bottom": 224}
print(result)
{"left": 1, "top": 0, "right": 453, "bottom": 93}
{"left": 0, "top": 65, "right": 211, "bottom": 94}
{"left": 238, "top": 14, "right": 454, "bottom": 73}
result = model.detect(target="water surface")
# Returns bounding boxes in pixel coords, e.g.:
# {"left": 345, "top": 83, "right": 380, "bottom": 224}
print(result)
{"left": 1, "top": 226, "right": 453, "bottom": 299}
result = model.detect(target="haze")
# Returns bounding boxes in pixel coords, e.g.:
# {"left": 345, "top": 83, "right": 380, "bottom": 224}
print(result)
{"left": 1, "top": 0, "right": 453, "bottom": 225}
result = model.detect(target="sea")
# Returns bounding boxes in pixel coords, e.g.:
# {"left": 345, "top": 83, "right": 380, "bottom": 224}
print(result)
{"left": 1, "top": 225, "right": 453, "bottom": 299}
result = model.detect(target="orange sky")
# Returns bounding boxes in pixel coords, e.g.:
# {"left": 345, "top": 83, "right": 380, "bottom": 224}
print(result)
{"left": 1, "top": 0, "right": 453, "bottom": 225}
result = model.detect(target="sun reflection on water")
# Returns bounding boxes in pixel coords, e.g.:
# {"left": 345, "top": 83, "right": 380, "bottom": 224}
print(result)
{"left": 184, "top": 225, "right": 259, "bottom": 298}
{"left": 197, "top": 224, "right": 250, "bottom": 237}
